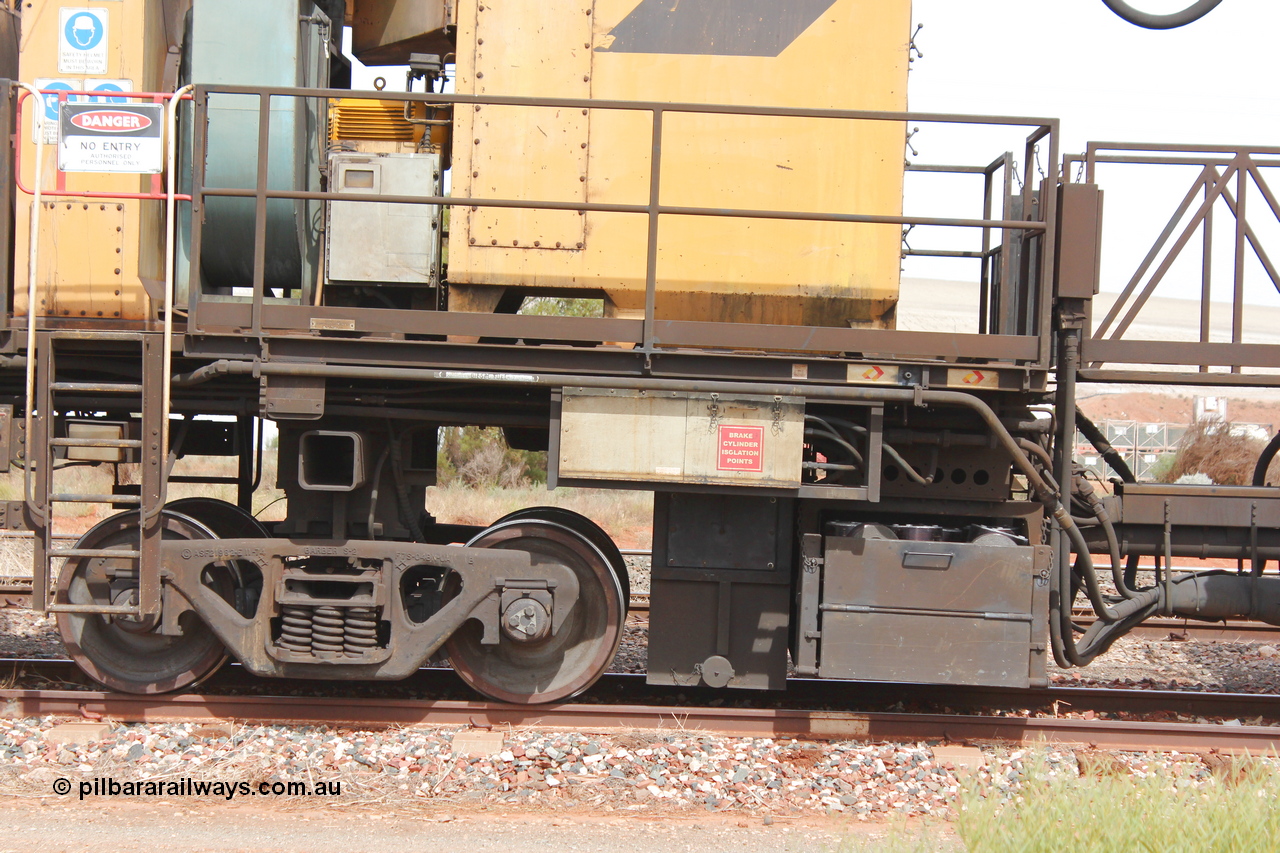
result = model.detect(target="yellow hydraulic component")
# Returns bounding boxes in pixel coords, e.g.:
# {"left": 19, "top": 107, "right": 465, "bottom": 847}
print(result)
{"left": 447, "top": 0, "right": 912, "bottom": 330}
{"left": 14, "top": 0, "right": 169, "bottom": 321}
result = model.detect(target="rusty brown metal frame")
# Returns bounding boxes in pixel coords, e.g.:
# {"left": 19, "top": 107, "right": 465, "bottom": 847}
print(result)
{"left": 185, "top": 84, "right": 1059, "bottom": 371}
{"left": 904, "top": 153, "right": 1017, "bottom": 336}
{"left": 1074, "top": 142, "right": 1280, "bottom": 384}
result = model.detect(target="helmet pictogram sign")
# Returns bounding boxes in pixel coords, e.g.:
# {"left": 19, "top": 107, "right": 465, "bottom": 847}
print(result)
{"left": 59, "top": 9, "right": 109, "bottom": 75}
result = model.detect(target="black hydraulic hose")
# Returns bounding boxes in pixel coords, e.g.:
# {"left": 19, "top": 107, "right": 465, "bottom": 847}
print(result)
{"left": 1096, "top": 504, "right": 1135, "bottom": 599}
{"left": 366, "top": 443, "right": 392, "bottom": 540}
{"left": 1063, "top": 513, "right": 1121, "bottom": 621}
{"left": 803, "top": 424, "right": 864, "bottom": 466}
{"left": 1100, "top": 0, "right": 1222, "bottom": 29}
{"left": 810, "top": 414, "right": 928, "bottom": 483}
{"left": 1075, "top": 408, "right": 1136, "bottom": 483}
{"left": 1252, "top": 431, "right": 1280, "bottom": 486}
{"left": 1124, "top": 551, "right": 1142, "bottom": 591}
{"left": 1016, "top": 438, "right": 1061, "bottom": 494}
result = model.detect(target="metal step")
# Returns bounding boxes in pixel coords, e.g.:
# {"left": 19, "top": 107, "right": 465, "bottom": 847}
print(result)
{"left": 49, "top": 438, "right": 143, "bottom": 449}
{"left": 49, "top": 381, "right": 143, "bottom": 394}
{"left": 49, "top": 493, "right": 142, "bottom": 505}
{"left": 48, "top": 548, "right": 141, "bottom": 559}
{"left": 47, "top": 603, "right": 143, "bottom": 616}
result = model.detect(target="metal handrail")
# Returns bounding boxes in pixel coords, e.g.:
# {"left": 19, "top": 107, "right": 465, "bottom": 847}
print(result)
{"left": 188, "top": 84, "right": 1059, "bottom": 367}
{"left": 17, "top": 82, "right": 45, "bottom": 525}
{"left": 1073, "top": 142, "right": 1280, "bottom": 382}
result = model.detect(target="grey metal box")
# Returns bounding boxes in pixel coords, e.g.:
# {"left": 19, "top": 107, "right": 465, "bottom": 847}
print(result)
{"left": 645, "top": 493, "right": 793, "bottom": 691}
{"left": 326, "top": 152, "right": 441, "bottom": 285}
{"left": 817, "top": 537, "right": 1050, "bottom": 688}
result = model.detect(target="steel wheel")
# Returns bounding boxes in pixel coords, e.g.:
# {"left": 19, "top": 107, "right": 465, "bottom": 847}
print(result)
{"left": 446, "top": 517, "right": 624, "bottom": 704}
{"left": 55, "top": 510, "right": 230, "bottom": 694}
{"left": 166, "top": 497, "right": 269, "bottom": 540}
{"left": 165, "top": 497, "right": 267, "bottom": 613}
{"left": 492, "top": 506, "right": 630, "bottom": 604}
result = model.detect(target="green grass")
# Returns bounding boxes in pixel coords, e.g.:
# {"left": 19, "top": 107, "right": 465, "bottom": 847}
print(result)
{"left": 836, "top": 752, "right": 1280, "bottom": 853}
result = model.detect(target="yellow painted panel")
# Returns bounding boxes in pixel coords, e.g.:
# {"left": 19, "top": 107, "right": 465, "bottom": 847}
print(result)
{"left": 14, "top": 0, "right": 167, "bottom": 320}
{"left": 447, "top": 0, "right": 912, "bottom": 330}
{"left": 454, "top": 0, "right": 591, "bottom": 253}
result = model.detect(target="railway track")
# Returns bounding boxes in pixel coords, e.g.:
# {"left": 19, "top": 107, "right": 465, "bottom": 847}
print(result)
{"left": 4, "top": 660, "right": 1278, "bottom": 754}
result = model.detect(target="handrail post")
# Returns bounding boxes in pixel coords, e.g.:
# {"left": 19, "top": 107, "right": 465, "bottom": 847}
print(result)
{"left": 18, "top": 81, "right": 46, "bottom": 524}
{"left": 642, "top": 107, "right": 663, "bottom": 353}
{"left": 251, "top": 92, "right": 271, "bottom": 336}
{"left": 158, "top": 84, "right": 195, "bottom": 514}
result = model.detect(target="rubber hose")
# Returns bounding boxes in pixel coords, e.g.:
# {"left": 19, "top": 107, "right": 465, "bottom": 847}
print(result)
{"left": 1253, "top": 431, "right": 1280, "bottom": 486}
{"left": 1123, "top": 551, "right": 1142, "bottom": 592}
{"left": 1075, "top": 408, "right": 1136, "bottom": 483}
{"left": 1100, "top": 0, "right": 1223, "bottom": 29}
{"left": 1094, "top": 504, "right": 1136, "bottom": 599}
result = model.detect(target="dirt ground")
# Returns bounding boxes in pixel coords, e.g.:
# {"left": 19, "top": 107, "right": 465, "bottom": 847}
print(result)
{"left": 0, "top": 799, "right": 944, "bottom": 853}
{"left": 1076, "top": 391, "right": 1280, "bottom": 429}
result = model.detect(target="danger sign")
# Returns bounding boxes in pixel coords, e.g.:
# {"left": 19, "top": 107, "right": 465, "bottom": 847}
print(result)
{"left": 717, "top": 425, "right": 764, "bottom": 473}
{"left": 59, "top": 102, "right": 163, "bottom": 174}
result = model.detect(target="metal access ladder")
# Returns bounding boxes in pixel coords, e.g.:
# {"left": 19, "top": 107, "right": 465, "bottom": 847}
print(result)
{"left": 26, "top": 330, "right": 170, "bottom": 617}
{"left": 16, "top": 81, "right": 189, "bottom": 618}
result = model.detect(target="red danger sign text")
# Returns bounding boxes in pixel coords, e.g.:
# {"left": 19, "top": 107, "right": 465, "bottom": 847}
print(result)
{"left": 70, "top": 110, "right": 152, "bottom": 132}
{"left": 718, "top": 425, "right": 764, "bottom": 473}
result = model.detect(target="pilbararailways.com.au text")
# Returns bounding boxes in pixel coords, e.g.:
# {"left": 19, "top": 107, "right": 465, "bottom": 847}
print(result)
{"left": 54, "top": 777, "right": 342, "bottom": 800}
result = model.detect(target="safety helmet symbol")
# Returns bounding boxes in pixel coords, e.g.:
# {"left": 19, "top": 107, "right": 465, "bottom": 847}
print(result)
{"left": 67, "top": 13, "right": 102, "bottom": 49}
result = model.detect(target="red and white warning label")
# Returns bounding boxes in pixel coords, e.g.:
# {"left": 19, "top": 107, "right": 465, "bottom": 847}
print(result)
{"left": 717, "top": 425, "right": 764, "bottom": 473}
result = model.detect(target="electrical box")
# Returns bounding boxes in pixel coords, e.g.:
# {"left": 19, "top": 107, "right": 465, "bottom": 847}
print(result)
{"left": 556, "top": 387, "right": 804, "bottom": 488}
{"left": 327, "top": 152, "right": 442, "bottom": 286}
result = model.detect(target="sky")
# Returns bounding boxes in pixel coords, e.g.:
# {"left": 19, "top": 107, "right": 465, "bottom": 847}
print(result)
{"left": 345, "top": 1, "right": 1280, "bottom": 314}
{"left": 904, "top": 0, "right": 1280, "bottom": 312}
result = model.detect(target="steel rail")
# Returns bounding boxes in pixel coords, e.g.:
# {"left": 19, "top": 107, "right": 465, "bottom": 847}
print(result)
{"left": 1, "top": 683, "right": 1275, "bottom": 753}
{"left": 7, "top": 659, "right": 1280, "bottom": 720}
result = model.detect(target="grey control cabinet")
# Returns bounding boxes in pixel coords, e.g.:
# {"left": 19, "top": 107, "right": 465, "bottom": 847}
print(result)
{"left": 816, "top": 537, "right": 1051, "bottom": 688}
{"left": 326, "top": 152, "right": 441, "bottom": 286}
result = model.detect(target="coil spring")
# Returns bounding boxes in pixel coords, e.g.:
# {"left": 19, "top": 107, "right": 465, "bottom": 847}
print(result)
{"left": 312, "top": 606, "right": 346, "bottom": 654}
{"left": 279, "top": 605, "right": 313, "bottom": 653}
{"left": 344, "top": 606, "right": 379, "bottom": 655}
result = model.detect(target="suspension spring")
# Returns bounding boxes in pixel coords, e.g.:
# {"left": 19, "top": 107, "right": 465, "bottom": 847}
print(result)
{"left": 279, "top": 604, "right": 314, "bottom": 653}
{"left": 344, "top": 606, "right": 379, "bottom": 656}
{"left": 312, "top": 605, "right": 346, "bottom": 654}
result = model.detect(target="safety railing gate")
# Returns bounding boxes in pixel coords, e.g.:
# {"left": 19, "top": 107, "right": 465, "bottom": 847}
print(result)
{"left": 11, "top": 81, "right": 192, "bottom": 616}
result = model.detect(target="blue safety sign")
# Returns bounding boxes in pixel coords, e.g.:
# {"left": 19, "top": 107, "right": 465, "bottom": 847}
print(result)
{"left": 58, "top": 9, "right": 109, "bottom": 75}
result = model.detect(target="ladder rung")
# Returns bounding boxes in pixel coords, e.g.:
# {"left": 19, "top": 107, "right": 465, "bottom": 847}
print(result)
{"left": 48, "top": 548, "right": 141, "bottom": 559}
{"left": 47, "top": 603, "right": 144, "bottom": 615}
{"left": 49, "top": 382, "right": 143, "bottom": 394}
{"left": 50, "top": 494, "right": 142, "bottom": 505}
{"left": 50, "top": 438, "right": 143, "bottom": 449}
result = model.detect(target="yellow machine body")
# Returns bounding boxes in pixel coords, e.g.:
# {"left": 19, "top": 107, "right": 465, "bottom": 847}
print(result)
{"left": 447, "top": 0, "right": 911, "bottom": 328}
{"left": 14, "top": 0, "right": 169, "bottom": 321}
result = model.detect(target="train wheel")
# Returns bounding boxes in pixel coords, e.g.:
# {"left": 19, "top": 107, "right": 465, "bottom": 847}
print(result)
{"left": 165, "top": 497, "right": 269, "bottom": 540}
{"left": 446, "top": 517, "right": 624, "bottom": 704}
{"left": 55, "top": 510, "right": 230, "bottom": 695}
{"left": 491, "top": 506, "right": 630, "bottom": 604}
{"left": 165, "top": 497, "right": 267, "bottom": 615}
